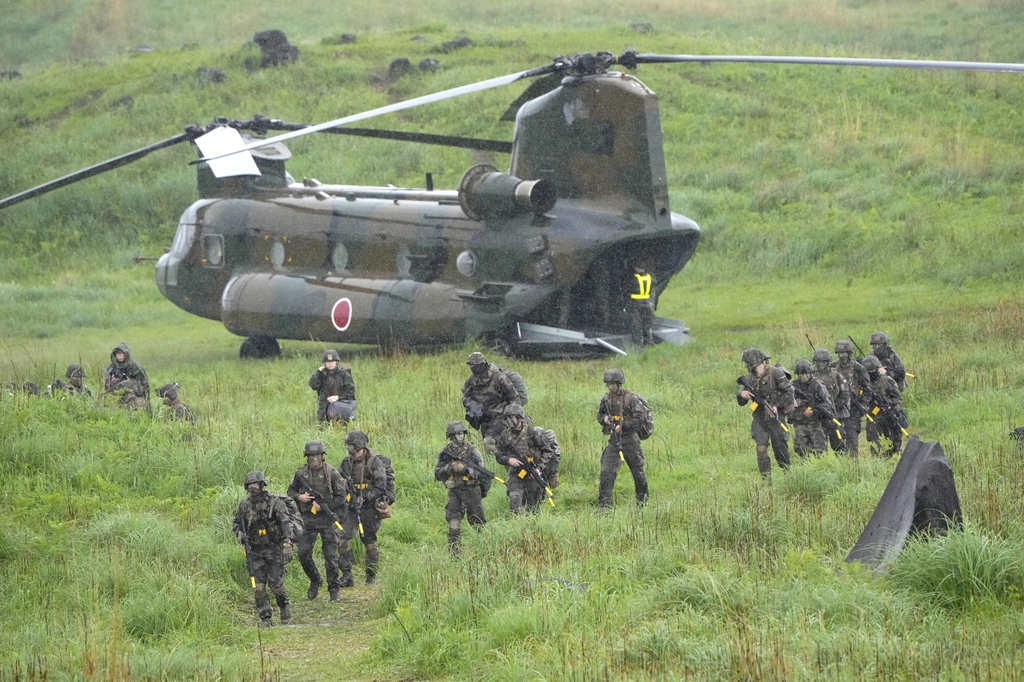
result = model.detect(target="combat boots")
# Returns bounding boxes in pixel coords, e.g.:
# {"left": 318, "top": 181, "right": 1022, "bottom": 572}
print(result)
{"left": 279, "top": 603, "right": 292, "bottom": 624}
{"left": 329, "top": 589, "right": 342, "bottom": 603}
{"left": 307, "top": 579, "right": 322, "bottom": 600}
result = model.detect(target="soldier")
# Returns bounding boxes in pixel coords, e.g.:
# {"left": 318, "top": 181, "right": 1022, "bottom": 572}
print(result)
{"left": 789, "top": 359, "right": 834, "bottom": 458}
{"left": 65, "top": 364, "right": 92, "bottom": 397}
{"left": 337, "top": 430, "right": 388, "bottom": 585}
{"left": 812, "top": 349, "right": 850, "bottom": 454}
{"left": 833, "top": 340, "right": 870, "bottom": 457}
{"left": 494, "top": 403, "right": 557, "bottom": 514}
{"left": 287, "top": 440, "right": 347, "bottom": 601}
{"left": 869, "top": 331, "right": 907, "bottom": 392}
{"left": 156, "top": 383, "right": 195, "bottom": 424}
{"left": 23, "top": 381, "right": 41, "bottom": 396}
{"left": 433, "top": 421, "right": 489, "bottom": 553}
{"left": 597, "top": 368, "right": 650, "bottom": 508}
{"left": 309, "top": 350, "right": 357, "bottom": 425}
{"left": 737, "top": 348, "right": 796, "bottom": 478}
{"left": 625, "top": 261, "right": 656, "bottom": 348}
{"left": 103, "top": 343, "right": 150, "bottom": 403}
{"left": 112, "top": 380, "right": 147, "bottom": 410}
{"left": 462, "top": 352, "right": 519, "bottom": 456}
{"left": 861, "top": 356, "right": 908, "bottom": 458}
{"left": 233, "top": 471, "right": 294, "bottom": 627}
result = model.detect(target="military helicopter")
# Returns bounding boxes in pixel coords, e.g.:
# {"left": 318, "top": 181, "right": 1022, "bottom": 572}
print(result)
{"left": 3, "top": 50, "right": 1022, "bottom": 359}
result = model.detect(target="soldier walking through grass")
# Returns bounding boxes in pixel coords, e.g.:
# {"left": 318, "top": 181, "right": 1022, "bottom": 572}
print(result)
{"left": 233, "top": 471, "right": 294, "bottom": 627}
{"left": 288, "top": 440, "right": 346, "bottom": 602}
{"left": 833, "top": 339, "right": 869, "bottom": 457}
{"left": 737, "top": 348, "right": 796, "bottom": 478}
{"left": 462, "top": 352, "right": 519, "bottom": 456}
{"left": 495, "top": 403, "right": 557, "bottom": 514}
{"left": 434, "top": 421, "right": 489, "bottom": 554}
{"left": 337, "top": 430, "right": 388, "bottom": 585}
{"left": 597, "top": 368, "right": 651, "bottom": 508}
{"left": 309, "top": 349, "right": 357, "bottom": 425}
{"left": 861, "top": 355, "right": 908, "bottom": 458}
{"left": 869, "top": 331, "right": 908, "bottom": 392}
{"left": 812, "top": 348, "right": 849, "bottom": 454}
{"left": 790, "top": 359, "right": 833, "bottom": 458}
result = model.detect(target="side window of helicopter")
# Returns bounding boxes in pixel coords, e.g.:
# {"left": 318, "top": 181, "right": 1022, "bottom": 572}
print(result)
{"left": 269, "top": 241, "right": 286, "bottom": 267}
{"left": 569, "top": 121, "right": 614, "bottom": 155}
{"left": 331, "top": 241, "right": 349, "bottom": 271}
{"left": 202, "top": 234, "right": 224, "bottom": 267}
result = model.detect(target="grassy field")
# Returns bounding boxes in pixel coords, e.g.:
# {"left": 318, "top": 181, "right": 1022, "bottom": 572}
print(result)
{"left": 2, "top": 2, "right": 1024, "bottom": 680}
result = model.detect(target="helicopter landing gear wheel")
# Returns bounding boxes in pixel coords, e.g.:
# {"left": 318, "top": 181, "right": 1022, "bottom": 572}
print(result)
{"left": 483, "top": 331, "right": 516, "bottom": 358}
{"left": 239, "top": 336, "right": 281, "bottom": 360}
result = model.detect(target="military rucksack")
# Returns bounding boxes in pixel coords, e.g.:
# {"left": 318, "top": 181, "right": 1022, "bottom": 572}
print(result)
{"left": 374, "top": 454, "right": 396, "bottom": 505}
{"left": 276, "top": 494, "right": 303, "bottom": 539}
{"left": 495, "top": 365, "right": 529, "bottom": 406}
{"left": 628, "top": 391, "right": 655, "bottom": 441}
{"left": 532, "top": 427, "right": 561, "bottom": 474}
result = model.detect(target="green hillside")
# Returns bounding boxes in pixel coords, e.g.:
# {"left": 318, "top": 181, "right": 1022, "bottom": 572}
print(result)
{"left": 2, "top": 2, "right": 1024, "bottom": 680}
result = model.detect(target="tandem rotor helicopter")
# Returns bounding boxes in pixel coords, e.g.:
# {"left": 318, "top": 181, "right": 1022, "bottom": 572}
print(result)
{"left": 3, "top": 49, "right": 1022, "bottom": 358}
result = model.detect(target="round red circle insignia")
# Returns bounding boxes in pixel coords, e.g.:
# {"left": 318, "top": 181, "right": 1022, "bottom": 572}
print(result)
{"left": 331, "top": 298, "right": 352, "bottom": 332}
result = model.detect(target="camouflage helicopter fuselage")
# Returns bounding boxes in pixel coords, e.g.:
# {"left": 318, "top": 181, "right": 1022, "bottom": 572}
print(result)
{"left": 156, "top": 72, "right": 700, "bottom": 355}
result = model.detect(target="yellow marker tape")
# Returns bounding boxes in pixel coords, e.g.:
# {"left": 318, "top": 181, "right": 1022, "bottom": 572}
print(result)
{"left": 518, "top": 469, "right": 528, "bottom": 479}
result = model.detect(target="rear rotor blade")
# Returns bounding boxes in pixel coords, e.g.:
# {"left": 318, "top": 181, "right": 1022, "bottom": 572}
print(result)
{"left": 196, "top": 67, "right": 551, "bottom": 165}
{"left": 0, "top": 133, "right": 190, "bottom": 210}
{"left": 621, "top": 52, "right": 1024, "bottom": 74}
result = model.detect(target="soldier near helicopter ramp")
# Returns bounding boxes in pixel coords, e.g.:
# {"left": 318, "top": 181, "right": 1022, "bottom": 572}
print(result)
{"left": 737, "top": 349, "right": 796, "bottom": 478}
{"left": 288, "top": 440, "right": 347, "bottom": 601}
{"left": 625, "top": 261, "right": 656, "bottom": 348}
{"left": 433, "top": 421, "right": 490, "bottom": 553}
{"left": 597, "top": 368, "right": 652, "bottom": 508}
{"left": 309, "top": 350, "right": 357, "bottom": 425}
{"left": 233, "top": 471, "right": 295, "bottom": 627}
{"left": 462, "top": 352, "right": 519, "bottom": 456}
{"left": 103, "top": 343, "right": 149, "bottom": 404}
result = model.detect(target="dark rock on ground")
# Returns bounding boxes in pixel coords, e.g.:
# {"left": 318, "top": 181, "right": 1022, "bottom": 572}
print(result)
{"left": 434, "top": 36, "right": 473, "bottom": 54}
{"left": 388, "top": 58, "right": 412, "bottom": 79}
{"left": 253, "top": 30, "right": 299, "bottom": 67}
{"left": 418, "top": 58, "right": 438, "bottom": 72}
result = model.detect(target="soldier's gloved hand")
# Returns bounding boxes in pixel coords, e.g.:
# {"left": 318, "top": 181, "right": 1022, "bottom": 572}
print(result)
{"left": 445, "top": 480, "right": 457, "bottom": 489}
{"left": 548, "top": 473, "right": 559, "bottom": 489}
{"left": 282, "top": 540, "right": 293, "bottom": 563}
{"left": 236, "top": 531, "right": 245, "bottom": 545}
{"left": 451, "top": 461, "right": 466, "bottom": 474}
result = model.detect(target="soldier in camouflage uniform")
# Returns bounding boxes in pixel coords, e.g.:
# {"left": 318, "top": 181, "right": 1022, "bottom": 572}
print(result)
{"left": 309, "top": 350, "right": 357, "bottom": 425}
{"left": 737, "top": 349, "right": 796, "bottom": 478}
{"left": 337, "top": 430, "right": 388, "bottom": 585}
{"left": 433, "top": 421, "right": 488, "bottom": 553}
{"left": 233, "top": 471, "right": 294, "bottom": 627}
{"left": 64, "top": 364, "right": 92, "bottom": 397}
{"left": 869, "top": 331, "right": 907, "bottom": 392}
{"left": 494, "top": 403, "right": 556, "bottom": 514}
{"left": 833, "top": 340, "right": 870, "bottom": 457}
{"left": 812, "top": 349, "right": 850, "bottom": 454}
{"left": 156, "top": 383, "right": 195, "bottom": 424}
{"left": 462, "top": 352, "right": 519, "bottom": 456}
{"left": 861, "top": 356, "right": 907, "bottom": 458}
{"left": 789, "top": 359, "right": 834, "bottom": 458}
{"left": 103, "top": 343, "right": 149, "bottom": 403}
{"left": 112, "top": 380, "right": 147, "bottom": 410}
{"left": 597, "top": 368, "right": 650, "bottom": 508}
{"left": 288, "top": 440, "right": 347, "bottom": 601}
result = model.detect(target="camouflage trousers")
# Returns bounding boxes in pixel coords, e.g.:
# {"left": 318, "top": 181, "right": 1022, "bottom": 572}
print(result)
{"left": 627, "top": 301, "right": 655, "bottom": 347}
{"left": 478, "top": 419, "right": 505, "bottom": 458}
{"left": 867, "top": 415, "right": 903, "bottom": 458}
{"left": 446, "top": 484, "right": 486, "bottom": 550}
{"left": 841, "top": 416, "right": 862, "bottom": 457}
{"left": 792, "top": 421, "right": 827, "bottom": 458}
{"left": 249, "top": 548, "right": 289, "bottom": 622}
{"left": 340, "top": 504, "right": 382, "bottom": 581}
{"left": 297, "top": 524, "right": 341, "bottom": 591}
{"left": 506, "top": 468, "right": 546, "bottom": 514}
{"left": 750, "top": 413, "right": 791, "bottom": 476}
{"left": 599, "top": 434, "right": 648, "bottom": 507}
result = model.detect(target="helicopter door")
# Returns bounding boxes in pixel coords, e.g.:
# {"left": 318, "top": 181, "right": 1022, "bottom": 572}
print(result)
{"left": 202, "top": 234, "right": 225, "bottom": 267}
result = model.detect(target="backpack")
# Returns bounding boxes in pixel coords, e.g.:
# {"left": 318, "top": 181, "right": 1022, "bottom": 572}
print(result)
{"left": 629, "top": 391, "right": 654, "bottom": 441}
{"left": 374, "top": 454, "right": 397, "bottom": 505}
{"left": 276, "top": 494, "right": 304, "bottom": 539}
{"left": 533, "top": 427, "right": 561, "bottom": 474}
{"left": 495, "top": 365, "right": 529, "bottom": 406}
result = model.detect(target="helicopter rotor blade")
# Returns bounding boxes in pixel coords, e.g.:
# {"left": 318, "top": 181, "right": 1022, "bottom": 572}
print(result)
{"left": 619, "top": 51, "right": 1024, "bottom": 74}
{"left": 258, "top": 121, "right": 513, "bottom": 154}
{"left": 0, "top": 133, "right": 190, "bottom": 210}
{"left": 195, "top": 67, "right": 553, "bottom": 165}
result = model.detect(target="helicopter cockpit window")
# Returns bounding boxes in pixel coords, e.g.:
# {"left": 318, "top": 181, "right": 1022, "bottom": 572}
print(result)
{"left": 569, "top": 121, "right": 614, "bottom": 156}
{"left": 270, "top": 241, "right": 285, "bottom": 267}
{"left": 332, "top": 242, "right": 349, "bottom": 271}
{"left": 203, "top": 234, "right": 224, "bottom": 267}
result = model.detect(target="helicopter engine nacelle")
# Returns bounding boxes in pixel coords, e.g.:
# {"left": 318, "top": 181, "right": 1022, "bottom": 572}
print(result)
{"left": 457, "top": 164, "right": 556, "bottom": 221}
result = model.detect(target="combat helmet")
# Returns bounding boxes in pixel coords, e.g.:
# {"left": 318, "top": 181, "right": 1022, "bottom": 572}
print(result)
{"left": 794, "top": 359, "right": 814, "bottom": 375}
{"left": 834, "top": 339, "right": 855, "bottom": 354}
{"left": 243, "top": 471, "right": 268, "bottom": 487}
{"left": 741, "top": 348, "right": 768, "bottom": 368}
{"left": 345, "top": 430, "right": 369, "bottom": 449}
{"left": 156, "top": 383, "right": 180, "bottom": 401}
{"left": 869, "top": 332, "right": 889, "bottom": 346}
{"left": 466, "top": 352, "right": 487, "bottom": 366}
{"left": 446, "top": 421, "right": 468, "bottom": 438}
{"left": 861, "top": 355, "right": 882, "bottom": 372}
{"left": 812, "top": 349, "right": 832, "bottom": 366}
{"left": 322, "top": 349, "right": 341, "bottom": 363}
{"left": 65, "top": 364, "right": 85, "bottom": 379}
{"left": 603, "top": 368, "right": 625, "bottom": 384}
{"left": 503, "top": 403, "right": 525, "bottom": 418}
{"left": 304, "top": 439, "right": 327, "bottom": 456}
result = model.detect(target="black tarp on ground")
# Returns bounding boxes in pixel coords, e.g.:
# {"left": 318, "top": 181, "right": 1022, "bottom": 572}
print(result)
{"left": 846, "top": 436, "right": 962, "bottom": 570}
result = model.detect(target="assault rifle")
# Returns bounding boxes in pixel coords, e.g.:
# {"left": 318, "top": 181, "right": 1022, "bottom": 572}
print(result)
{"left": 859, "top": 382, "right": 909, "bottom": 437}
{"left": 506, "top": 442, "right": 555, "bottom": 508}
{"left": 238, "top": 513, "right": 257, "bottom": 590}
{"left": 294, "top": 474, "right": 344, "bottom": 533}
{"left": 792, "top": 382, "right": 843, "bottom": 442}
{"left": 345, "top": 477, "right": 367, "bottom": 539}
{"left": 464, "top": 399, "right": 485, "bottom": 430}
{"left": 441, "top": 449, "right": 505, "bottom": 484}
{"left": 736, "top": 375, "right": 789, "bottom": 433}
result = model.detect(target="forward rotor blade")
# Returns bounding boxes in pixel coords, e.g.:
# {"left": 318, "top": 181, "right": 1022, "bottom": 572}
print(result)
{"left": 196, "top": 68, "right": 547, "bottom": 165}
{"left": 0, "top": 133, "right": 190, "bottom": 210}
{"left": 623, "top": 52, "right": 1024, "bottom": 74}
{"left": 264, "top": 123, "right": 513, "bottom": 154}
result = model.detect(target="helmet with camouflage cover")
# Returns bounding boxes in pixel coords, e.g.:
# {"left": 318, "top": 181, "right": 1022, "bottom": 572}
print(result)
{"left": 243, "top": 471, "right": 268, "bottom": 487}
{"left": 834, "top": 339, "right": 855, "bottom": 354}
{"left": 304, "top": 439, "right": 327, "bottom": 456}
{"left": 466, "top": 352, "right": 487, "bottom": 366}
{"left": 446, "top": 421, "right": 468, "bottom": 438}
{"left": 345, "top": 430, "right": 369, "bottom": 449}
{"left": 603, "top": 368, "right": 625, "bottom": 384}
{"left": 322, "top": 349, "right": 340, "bottom": 363}
{"left": 503, "top": 403, "right": 525, "bottom": 417}
{"left": 114, "top": 379, "right": 139, "bottom": 394}
{"left": 870, "top": 331, "right": 889, "bottom": 346}
{"left": 156, "top": 383, "right": 180, "bottom": 401}
{"left": 812, "top": 349, "right": 832, "bottom": 366}
{"left": 741, "top": 348, "right": 768, "bottom": 367}
{"left": 794, "top": 359, "right": 813, "bottom": 375}
{"left": 861, "top": 355, "right": 881, "bottom": 372}
{"left": 65, "top": 364, "right": 85, "bottom": 379}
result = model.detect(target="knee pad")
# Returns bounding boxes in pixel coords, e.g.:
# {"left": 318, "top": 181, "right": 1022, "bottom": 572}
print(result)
{"left": 448, "top": 519, "right": 462, "bottom": 533}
